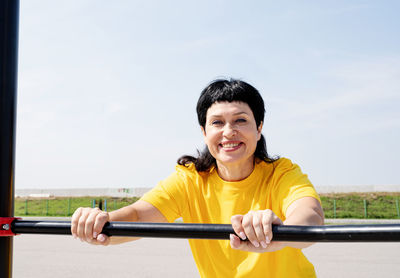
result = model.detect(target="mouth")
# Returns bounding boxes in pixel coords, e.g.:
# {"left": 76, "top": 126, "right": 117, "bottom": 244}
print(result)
{"left": 219, "top": 142, "right": 243, "bottom": 151}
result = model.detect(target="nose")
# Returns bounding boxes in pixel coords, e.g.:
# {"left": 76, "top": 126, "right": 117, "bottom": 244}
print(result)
{"left": 223, "top": 123, "right": 236, "bottom": 138}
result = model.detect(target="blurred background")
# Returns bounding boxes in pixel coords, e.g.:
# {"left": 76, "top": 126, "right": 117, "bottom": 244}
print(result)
{"left": 16, "top": 0, "right": 400, "bottom": 190}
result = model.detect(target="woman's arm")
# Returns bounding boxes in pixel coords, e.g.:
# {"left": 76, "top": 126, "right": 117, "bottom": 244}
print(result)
{"left": 281, "top": 196, "right": 324, "bottom": 248}
{"left": 230, "top": 197, "right": 324, "bottom": 252}
{"left": 71, "top": 200, "right": 168, "bottom": 245}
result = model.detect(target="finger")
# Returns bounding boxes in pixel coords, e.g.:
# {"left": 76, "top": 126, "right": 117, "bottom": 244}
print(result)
{"left": 272, "top": 214, "right": 283, "bottom": 225}
{"left": 77, "top": 208, "right": 92, "bottom": 241}
{"left": 252, "top": 212, "right": 268, "bottom": 248}
{"left": 84, "top": 208, "right": 101, "bottom": 242}
{"left": 229, "top": 234, "right": 252, "bottom": 251}
{"left": 71, "top": 207, "right": 83, "bottom": 238}
{"left": 96, "top": 233, "right": 110, "bottom": 245}
{"left": 230, "top": 235, "right": 261, "bottom": 252}
{"left": 242, "top": 212, "right": 259, "bottom": 248}
{"left": 231, "top": 215, "right": 246, "bottom": 240}
{"left": 261, "top": 211, "right": 274, "bottom": 244}
{"left": 93, "top": 211, "right": 109, "bottom": 240}
{"left": 229, "top": 234, "right": 241, "bottom": 249}
{"left": 262, "top": 210, "right": 283, "bottom": 243}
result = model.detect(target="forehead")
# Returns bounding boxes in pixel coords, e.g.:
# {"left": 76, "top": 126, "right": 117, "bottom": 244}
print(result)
{"left": 206, "top": 101, "right": 252, "bottom": 117}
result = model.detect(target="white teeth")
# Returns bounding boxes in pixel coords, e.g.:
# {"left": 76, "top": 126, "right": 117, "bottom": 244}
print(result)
{"left": 222, "top": 143, "right": 239, "bottom": 148}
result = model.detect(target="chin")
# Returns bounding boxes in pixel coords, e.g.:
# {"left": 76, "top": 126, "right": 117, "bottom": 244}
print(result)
{"left": 217, "top": 156, "right": 245, "bottom": 165}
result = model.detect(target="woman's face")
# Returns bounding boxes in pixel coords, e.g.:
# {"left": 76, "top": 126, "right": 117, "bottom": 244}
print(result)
{"left": 202, "top": 101, "right": 262, "bottom": 168}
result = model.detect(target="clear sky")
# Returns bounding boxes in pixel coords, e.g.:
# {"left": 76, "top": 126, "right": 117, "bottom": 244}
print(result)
{"left": 15, "top": 1, "right": 399, "bottom": 189}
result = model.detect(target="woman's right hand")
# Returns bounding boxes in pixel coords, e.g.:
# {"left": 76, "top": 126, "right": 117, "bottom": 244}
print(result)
{"left": 71, "top": 207, "right": 110, "bottom": 245}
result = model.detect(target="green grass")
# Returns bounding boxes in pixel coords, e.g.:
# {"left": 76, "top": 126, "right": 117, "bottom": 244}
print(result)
{"left": 320, "top": 193, "right": 400, "bottom": 219}
{"left": 15, "top": 193, "right": 400, "bottom": 219}
{"left": 15, "top": 196, "right": 139, "bottom": 217}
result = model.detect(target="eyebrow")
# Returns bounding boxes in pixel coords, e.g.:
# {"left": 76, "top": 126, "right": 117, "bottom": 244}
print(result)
{"left": 208, "top": 111, "right": 249, "bottom": 118}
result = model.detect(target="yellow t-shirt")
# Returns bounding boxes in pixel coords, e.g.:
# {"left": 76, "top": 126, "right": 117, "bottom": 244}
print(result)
{"left": 141, "top": 158, "right": 321, "bottom": 278}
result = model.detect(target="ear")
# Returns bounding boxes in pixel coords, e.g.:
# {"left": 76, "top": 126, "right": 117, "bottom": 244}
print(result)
{"left": 257, "top": 121, "right": 263, "bottom": 140}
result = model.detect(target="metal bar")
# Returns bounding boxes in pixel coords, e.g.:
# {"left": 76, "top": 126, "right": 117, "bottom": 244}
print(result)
{"left": 9, "top": 220, "right": 400, "bottom": 242}
{"left": 0, "top": 1, "right": 19, "bottom": 277}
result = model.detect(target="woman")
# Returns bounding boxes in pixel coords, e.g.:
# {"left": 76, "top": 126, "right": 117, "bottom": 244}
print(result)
{"left": 71, "top": 79, "right": 324, "bottom": 277}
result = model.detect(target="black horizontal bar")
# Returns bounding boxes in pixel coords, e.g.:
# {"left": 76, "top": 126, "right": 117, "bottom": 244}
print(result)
{"left": 11, "top": 220, "right": 400, "bottom": 242}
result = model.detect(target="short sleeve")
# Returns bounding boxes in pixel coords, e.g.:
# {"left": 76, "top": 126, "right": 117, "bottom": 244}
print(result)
{"left": 140, "top": 165, "right": 191, "bottom": 223}
{"left": 272, "top": 158, "right": 321, "bottom": 219}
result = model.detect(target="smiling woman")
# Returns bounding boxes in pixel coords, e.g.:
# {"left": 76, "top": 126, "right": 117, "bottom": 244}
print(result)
{"left": 178, "top": 79, "right": 277, "bottom": 173}
{"left": 71, "top": 79, "right": 324, "bottom": 278}
{"left": 202, "top": 101, "right": 262, "bottom": 181}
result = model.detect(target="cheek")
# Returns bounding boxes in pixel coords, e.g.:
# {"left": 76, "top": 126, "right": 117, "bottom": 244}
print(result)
{"left": 243, "top": 126, "right": 259, "bottom": 138}
{"left": 203, "top": 129, "right": 219, "bottom": 147}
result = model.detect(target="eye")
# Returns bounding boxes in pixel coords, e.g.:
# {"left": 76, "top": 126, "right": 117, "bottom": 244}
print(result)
{"left": 212, "top": 120, "right": 223, "bottom": 125}
{"left": 235, "top": 118, "right": 247, "bottom": 123}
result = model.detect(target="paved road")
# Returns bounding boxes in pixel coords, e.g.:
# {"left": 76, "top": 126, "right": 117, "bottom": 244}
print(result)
{"left": 13, "top": 234, "right": 400, "bottom": 278}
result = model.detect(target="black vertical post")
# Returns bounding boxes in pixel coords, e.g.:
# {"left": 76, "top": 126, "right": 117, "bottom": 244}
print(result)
{"left": 0, "top": 1, "right": 20, "bottom": 278}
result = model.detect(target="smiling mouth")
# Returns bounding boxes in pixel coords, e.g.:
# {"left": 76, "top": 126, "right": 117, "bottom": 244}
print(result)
{"left": 219, "top": 142, "right": 243, "bottom": 151}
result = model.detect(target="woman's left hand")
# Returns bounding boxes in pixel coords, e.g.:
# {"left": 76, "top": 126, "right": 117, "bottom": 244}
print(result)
{"left": 230, "top": 209, "right": 284, "bottom": 253}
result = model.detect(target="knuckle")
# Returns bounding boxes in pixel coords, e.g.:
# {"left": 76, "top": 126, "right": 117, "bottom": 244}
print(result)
{"left": 82, "top": 207, "right": 91, "bottom": 213}
{"left": 71, "top": 207, "right": 82, "bottom": 219}
{"left": 231, "top": 215, "right": 240, "bottom": 222}
{"left": 78, "top": 217, "right": 87, "bottom": 227}
{"left": 97, "top": 212, "right": 109, "bottom": 221}
{"left": 252, "top": 214, "right": 261, "bottom": 223}
{"left": 231, "top": 217, "right": 241, "bottom": 226}
{"left": 85, "top": 218, "right": 95, "bottom": 227}
{"left": 242, "top": 219, "right": 252, "bottom": 228}
{"left": 263, "top": 209, "right": 273, "bottom": 215}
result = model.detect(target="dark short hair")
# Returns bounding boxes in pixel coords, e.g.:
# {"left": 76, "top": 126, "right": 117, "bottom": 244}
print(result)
{"left": 196, "top": 79, "right": 265, "bottom": 129}
{"left": 178, "top": 78, "right": 278, "bottom": 171}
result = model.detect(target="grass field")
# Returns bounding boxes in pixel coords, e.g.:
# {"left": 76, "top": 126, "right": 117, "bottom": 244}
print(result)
{"left": 15, "top": 196, "right": 140, "bottom": 217}
{"left": 321, "top": 192, "right": 400, "bottom": 219}
{"left": 15, "top": 192, "right": 400, "bottom": 219}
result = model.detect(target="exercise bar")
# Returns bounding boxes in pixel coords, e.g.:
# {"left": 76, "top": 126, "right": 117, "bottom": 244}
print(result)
{"left": 5, "top": 220, "right": 400, "bottom": 242}
{"left": 0, "top": 1, "right": 20, "bottom": 278}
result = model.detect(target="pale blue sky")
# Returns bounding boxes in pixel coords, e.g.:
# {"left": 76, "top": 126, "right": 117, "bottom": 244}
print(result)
{"left": 16, "top": 1, "right": 399, "bottom": 189}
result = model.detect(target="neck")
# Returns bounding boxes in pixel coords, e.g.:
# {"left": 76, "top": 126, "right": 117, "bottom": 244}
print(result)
{"left": 216, "top": 157, "right": 255, "bottom": 182}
